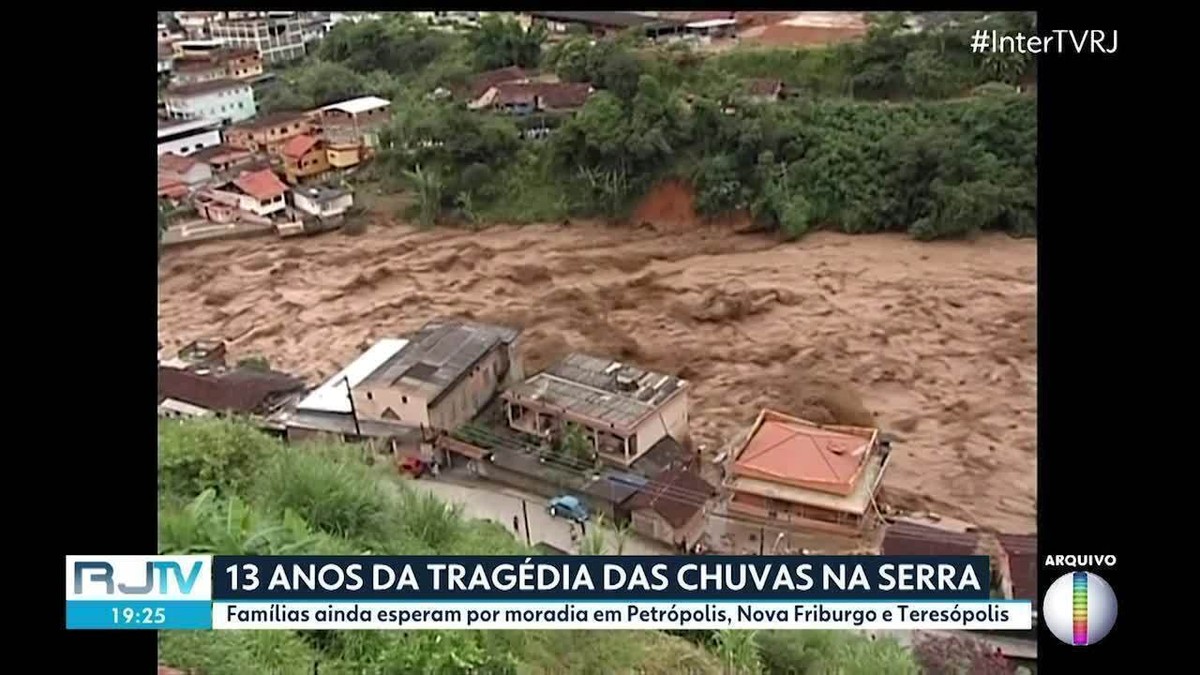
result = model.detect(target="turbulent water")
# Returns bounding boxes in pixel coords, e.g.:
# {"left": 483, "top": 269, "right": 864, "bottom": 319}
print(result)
{"left": 158, "top": 214, "right": 1036, "bottom": 533}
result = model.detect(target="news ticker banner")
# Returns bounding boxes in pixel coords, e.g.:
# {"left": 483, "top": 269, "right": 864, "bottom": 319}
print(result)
{"left": 66, "top": 555, "right": 1032, "bottom": 631}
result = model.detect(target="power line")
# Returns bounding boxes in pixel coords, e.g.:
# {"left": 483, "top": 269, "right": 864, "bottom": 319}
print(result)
{"left": 452, "top": 423, "right": 722, "bottom": 508}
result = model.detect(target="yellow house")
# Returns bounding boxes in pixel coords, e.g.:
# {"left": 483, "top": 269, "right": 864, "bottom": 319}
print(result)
{"left": 280, "top": 135, "right": 330, "bottom": 185}
{"left": 325, "top": 139, "right": 363, "bottom": 169}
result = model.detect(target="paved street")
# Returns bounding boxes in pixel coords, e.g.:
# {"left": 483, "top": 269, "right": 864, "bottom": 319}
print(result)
{"left": 397, "top": 476, "right": 673, "bottom": 556}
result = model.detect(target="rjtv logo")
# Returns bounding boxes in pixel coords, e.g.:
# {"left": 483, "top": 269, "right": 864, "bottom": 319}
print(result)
{"left": 67, "top": 556, "right": 211, "bottom": 599}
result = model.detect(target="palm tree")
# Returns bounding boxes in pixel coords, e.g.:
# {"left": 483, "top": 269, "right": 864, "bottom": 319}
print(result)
{"left": 981, "top": 50, "right": 1029, "bottom": 84}
{"left": 402, "top": 165, "right": 443, "bottom": 226}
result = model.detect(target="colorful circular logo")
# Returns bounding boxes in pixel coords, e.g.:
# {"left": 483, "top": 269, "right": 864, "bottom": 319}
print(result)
{"left": 1043, "top": 571, "right": 1117, "bottom": 646}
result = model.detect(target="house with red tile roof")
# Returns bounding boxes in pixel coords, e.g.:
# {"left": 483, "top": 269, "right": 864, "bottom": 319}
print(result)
{"left": 223, "top": 168, "right": 289, "bottom": 216}
{"left": 158, "top": 175, "right": 189, "bottom": 202}
{"left": 724, "top": 409, "right": 891, "bottom": 536}
{"left": 472, "top": 81, "right": 593, "bottom": 115}
{"left": 280, "top": 134, "right": 330, "bottom": 185}
{"left": 466, "top": 66, "right": 530, "bottom": 103}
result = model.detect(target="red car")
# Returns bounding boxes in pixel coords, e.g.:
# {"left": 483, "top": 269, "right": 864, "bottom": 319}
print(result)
{"left": 398, "top": 456, "right": 429, "bottom": 478}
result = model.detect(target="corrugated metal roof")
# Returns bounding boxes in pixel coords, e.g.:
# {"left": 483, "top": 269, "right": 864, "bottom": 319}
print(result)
{"left": 362, "top": 319, "right": 519, "bottom": 404}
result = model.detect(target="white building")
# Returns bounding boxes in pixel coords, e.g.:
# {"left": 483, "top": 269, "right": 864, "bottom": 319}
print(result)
{"left": 295, "top": 339, "right": 411, "bottom": 415}
{"left": 157, "top": 119, "right": 223, "bottom": 157}
{"left": 228, "top": 169, "right": 289, "bottom": 217}
{"left": 210, "top": 12, "right": 307, "bottom": 64}
{"left": 162, "top": 79, "right": 257, "bottom": 124}
{"left": 292, "top": 185, "right": 354, "bottom": 219}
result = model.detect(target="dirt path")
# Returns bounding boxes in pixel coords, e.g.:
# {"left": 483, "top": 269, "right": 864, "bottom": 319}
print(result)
{"left": 157, "top": 219, "right": 1036, "bottom": 533}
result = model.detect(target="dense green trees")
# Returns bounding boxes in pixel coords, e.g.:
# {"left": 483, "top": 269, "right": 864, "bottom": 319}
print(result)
{"left": 264, "top": 11, "right": 1035, "bottom": 240}
{"left": 469, "top": 14, "right": 547, "bottom": 70}
{"left": 159, "top": 419, "right": 922, "bottom": 674}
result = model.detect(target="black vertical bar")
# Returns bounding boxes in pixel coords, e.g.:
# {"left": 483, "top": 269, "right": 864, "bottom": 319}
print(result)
{"left": 343, "top": 376, "right": 362, "bottom": 437}
{"left": 521, "top": 499, "right": 532, "bottom": 546}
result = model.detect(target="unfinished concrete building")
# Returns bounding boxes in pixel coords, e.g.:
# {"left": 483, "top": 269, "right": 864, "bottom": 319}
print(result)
{"left": 502, "top": 353, "right": 689, "bottom": 467}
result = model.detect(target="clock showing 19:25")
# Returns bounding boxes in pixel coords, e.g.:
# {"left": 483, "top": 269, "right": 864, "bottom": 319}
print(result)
{"left": 112, "top": 607, "right": 168, "bottom": 625}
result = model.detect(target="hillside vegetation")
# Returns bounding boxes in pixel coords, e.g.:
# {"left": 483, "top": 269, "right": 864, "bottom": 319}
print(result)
{"left": 256, "top": 11, "right": 1036, "bottom": 240}
{"left": 158, "top": 418, "right": 924, "bottom": 674}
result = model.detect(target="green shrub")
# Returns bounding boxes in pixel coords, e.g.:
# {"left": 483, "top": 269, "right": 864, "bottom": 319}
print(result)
{"left": 252, "top": 445, "right": 397, "bottom": 541}
{"left": 158, "top": 418, "right": 278, "bottom": 499}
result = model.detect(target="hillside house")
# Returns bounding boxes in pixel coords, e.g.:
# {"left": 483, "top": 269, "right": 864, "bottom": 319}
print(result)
{"left": 158, "top": 153, "right": 213, "bottom": 190}
{"left": 191, "top": 144, "right": 255, "bottom": 175}
{"left": 157, "top": 118, "right": 222, "bottom": 156}
{"left": 172, "top": 48, "right": 264, "bottom": 86}
{"left": 224, "top": 111, "right": 312, "bottom": 153}
{"left": 312, "top": 96, "right": 391, "bottom": 156}
{"left": 350, "top": 318, "right": 524, "bottom": 432}
{"left": 277, "top": 338, "right": 424, "bottom": 454}
{"left": 280, "top": 134, "right": 330, "bottom": 184}
{"left": 624, "top": 467, "right": 716, "bottom": 549}
{"left": 292, "top": 184, "right": 353, "bottom": 219}
{"left": 465, "top": 66, "right": 529, "bottom": 104}
{"left": 162, "top": 79, "right": 256, "bottom": 124}
{"left": 502, "top": 354, "right": 690, "bottom": 468}
{"left": 725, "top": 409, "right": 891, "bottom": 536}
{"left": 158, "top": 363, "right": 305, "bottom": 418}
{"left": 474, "top": 82, "right": 593, "bottom": 115}
{"left": 224, "top": 168, "right": 288, "bottom": 217}
{"left": 158, "top": 176, "right": 188, "bottom": 202}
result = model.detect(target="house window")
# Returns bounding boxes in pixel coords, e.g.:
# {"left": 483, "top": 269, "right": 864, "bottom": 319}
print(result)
{"left": 402, "top": 395, "right": 408, "bottom": 404}
{"left": 366, "top": 391, "right": 373, "bottom": 400}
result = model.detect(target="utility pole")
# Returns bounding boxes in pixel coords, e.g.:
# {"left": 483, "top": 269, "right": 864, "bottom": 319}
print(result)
{"left": 521, "top": 499, "right": 532, "bottom": 546}
{"left": 759, "top": 526, "right": 765, "bottom": 555}
{"left": 342, "top": 376, "right": 362, "bottom": 437}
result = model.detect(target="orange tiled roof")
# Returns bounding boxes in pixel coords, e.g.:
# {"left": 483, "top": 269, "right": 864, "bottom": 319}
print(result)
{"left": 158, "top": 175, "right": 189, "bottom": 199}
{"left": 159, "top": 152, "right": 201, "bottom": 173}
{"left": 281, "top": 134, "right": 319, "bottom": 159}
{"left": 233, "top": 169, "right": 287, "bottom": 200}
{"left": 731, "top": 409, "right": 877, "bottom": 495}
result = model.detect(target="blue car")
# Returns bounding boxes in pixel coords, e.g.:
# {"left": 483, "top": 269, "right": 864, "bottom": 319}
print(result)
{"left": 548, "top": 495, "right": 589, "bottom": 523}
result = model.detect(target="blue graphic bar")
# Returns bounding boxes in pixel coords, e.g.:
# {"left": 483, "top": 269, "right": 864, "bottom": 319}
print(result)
{"left": 66, "top": 600, "right": 212, "bottom": 630}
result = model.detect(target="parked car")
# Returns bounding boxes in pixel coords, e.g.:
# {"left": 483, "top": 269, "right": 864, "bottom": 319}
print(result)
{"left": 398, "top": 456, "right": 429, "bottom": 478}
{"left": 548, "top": 495, "right": 589, "bottom": 523}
